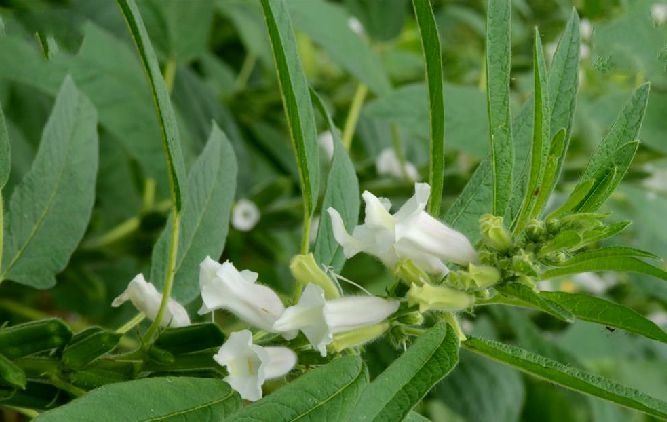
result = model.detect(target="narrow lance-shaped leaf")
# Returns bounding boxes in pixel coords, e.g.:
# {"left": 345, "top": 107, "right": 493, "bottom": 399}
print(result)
{"left": 540, "top": 291, "right": 667, "bottom": 345}
{"left": 312, "top": 91, "right": 360, "bottom": 272}
{"left": 34, "top": 377, "right": 241, "bottom": 421}
{"left": 551, "top": 84, "right": 649, "bottom": 216}
{"left": 116, "top": 0, "right": 186, "bottom": 210}
{"left": 464, "top": 336, "right": 667, "bottom": 419}
{"left": 351, "top": 322, "right": 459, "bottom": 422}
{"left": 496, "top": 283, "right": 575, "bottom": 323}
{"left": 485, "top": 0, "right": 513, "bottom": 216}
{"left": 541, "top": 256, "right": 667, "bottom": 283}
{"left": 413, "top": 0, "right": 445, "bottom": 216}
{"left": 1, "top": 77, "right": 98, "bottom": 288}
{"left": 260, "top": 0, "right": 320, "bottom": 215}
{"left": 227, "top": 355, "right": 367, "bottom": 422}
{"left": 513, "top": 29, "right": 550, "bottom": 232}
{"left": 0, "top": 101, "right": 9, "bottom": 189}
{"left": 151, "top": 124, "right": 237, "bottom": 303}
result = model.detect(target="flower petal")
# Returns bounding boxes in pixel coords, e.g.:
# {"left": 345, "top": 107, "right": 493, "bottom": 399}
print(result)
{"left": 327, "top": 207, "right": 363, "bottom": 258}
{"left": 324, "top": 296, "right": 399, "bottom": 333}
{"left": 262, "top": 347, "right": 297, "bottom": 379}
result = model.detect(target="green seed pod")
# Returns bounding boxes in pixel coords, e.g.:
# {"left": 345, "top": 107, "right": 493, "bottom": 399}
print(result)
{"left": 154, "top": 323, "right": 225, "bottom": 355}
{"left": 62, "top": 327, "right": 122, "bottom": 370}
{"left": 0, "top": 319, "right": 72, "bottom": 359}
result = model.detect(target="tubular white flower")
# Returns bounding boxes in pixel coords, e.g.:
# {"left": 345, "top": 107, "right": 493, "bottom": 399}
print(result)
{"left": 199, "top": 257, "right": 291, "bottom": 336}
{"left": 376, "top": 148, "right": 419, "bottom": 182}
{"left": 653, "top": 3, "right": 667, "bottom": 25}
{"left": 232, "top": 199, "right": 260, "bottom": 232}
{"left": 273, "top": 284, "right": 399, "bottom": 356}
{"left": 111, "top": 274, "right": 190, "bottom": 327}
{"left": 328, "top": 183, "right": 477, "bottom": 274}
{"left": 318, "top": 131, "right": 335, "bottom": 161}
{"left": 214, "top": 330, "right": 296, "bottom": 401}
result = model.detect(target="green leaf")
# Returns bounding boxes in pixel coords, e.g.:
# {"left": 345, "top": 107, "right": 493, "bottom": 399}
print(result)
{"left": 151, "top": 123, "right": 238, "bottom": 303}
{"left": 0, "top": 101, "right": 9, "bottom": 189}
{"left": 496, "top": 283, "right": 575, "bottom": 323}
{"left": 463, "top": 336, "right": 667, "bottom": 419}
{"left": 432, "top": 350, "right": 524, "bottom": 422}
{"left": 541, "top": 256, "right": 667, "bottom": 282}
{"left": 403, "top": 411, "right": 430, "bottom": 422}
{"left": 287, "top": 0, "right": 390, "bottom": 96}
{"left": 138, "top": 0, "right": 214, "bottom": 63}
{"left": 352, "top": 322, "right": 459, "bottom": 422}
{"left": 564, "top": 84, "right": 649, "bottom": 213}
{"left": 227, "top": 355, "right": 367, "bottom": 422}
{"left": 513, "top": 29, "right": 550, "bottom": 232}
{"left": 34, "top": 377, "right": 241, "bottom": 421}
{"left": 260, "top": 0, "right": 320, "bottom": 215}
{"left": 117, "top": 0, "right": 187, "bottom": 210}
{"left": 412, "top": 0, "right": 445, "bottom": 216}
{"left": 312, "top": 92, "right": 360, "bottom": 272}
{"left": 541, "top": 291, "right": 667, "bottom": 345}
{"left": 550, "top": 246, "right": 661, "bottom": 266}
{"left": 485, "top": 0, "right": 513, "bottom": 215}
{"left": 0, "top": 353, "right": 26, "bottom": 390}
{"left": 1, "top": 77, "right": 98, "bottom": 288}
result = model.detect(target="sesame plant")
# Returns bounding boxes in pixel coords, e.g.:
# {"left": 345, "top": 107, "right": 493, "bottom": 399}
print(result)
{"left": 1, "top": 0, "right": 667, "bottom": 421}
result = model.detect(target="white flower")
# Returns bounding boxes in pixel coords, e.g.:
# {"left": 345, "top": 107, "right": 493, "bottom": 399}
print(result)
{"left": 376, "top": 148, "right": 419, "bottom": 182}
{"left": 273, "top": 283, "right": 399, "bottom": 356}
{"left": 111, "top": 274, "right": 190, "bottom": 327}
{"left": 579, "top": 43, "right": 590, "bottom": 60}
{"left": 318, "top": 131, "right": 335, "bottom": 162}
{"left": 214, "top": 330, "right": 296, "bottom": 401}
{"left": 652, "top": 3, "right": 667, "bottom": 25}
{"left": 580, "top": 19, "right": 593, "bottom": 41}
{"left": 347, "top": 16, "right": 365, "bottom": 36}
{"left": 328, "top": 183, "right": 477, "bottom": 274}
{"left": 199, "top": 257, "right": 293, "bottom": 337}
{"left": 232, "top": 199, "right": 260, "bottom": 232}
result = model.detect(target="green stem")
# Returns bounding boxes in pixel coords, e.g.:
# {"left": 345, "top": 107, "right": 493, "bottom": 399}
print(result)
{"left": 143, "top": 211, "right": 181, "bottom": 345}
{"left": 390, "top": 124, "right": 411, "bottom": 181}
{"left": 234, "top": 53, "right": 257, "bottom": 92}
{"left": 300, "top": 212, "right": 312, "bottom": 255}
{"left": 49, "top": 374, "right": 86, "bottom": 397}
{"left": 82, "top": 217, "right": 140, "bottom": 250}
{"left": 0, "top": 190, "right": 4, "bottom": 281}
{"left": 142, "top": 178, "right": 156, "bottom": 210}
{"left": 116, "top": 313, "right": 146, "bottom": 334}
{"left": 163, "top": 59, "right": 177, "bottom": 94}
{"left": 342, "top": 84, "right": 368, "bottom": 150}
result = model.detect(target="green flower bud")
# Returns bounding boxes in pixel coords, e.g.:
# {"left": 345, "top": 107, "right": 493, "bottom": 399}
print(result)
{"left": 290, "top": 253, "right": 340, "bottom": 299}
{"left": 397, "top": 311, "right": 425, "bottom": 326}
{"left": 525, "top": 219, "right": 546, "bottom": 241}
{"left": 407, "top": 283, "right": 475, "bottom": 313}
{"left": 330, "top": 322, "right": 390, "bottom": 353}
{"left": 480, "top": 214, "right": 513, "bottom": 251}
{"left": 395, "top": 258, "right": 432, "bottom": 286}
{"left": 511, "top": 249, "right": 539, "bottom": 276}
{"left": 468, "top": 263, "right": 501, "bottom": 288}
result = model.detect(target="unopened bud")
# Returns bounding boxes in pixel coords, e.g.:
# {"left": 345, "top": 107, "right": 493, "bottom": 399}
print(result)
{"left": 511, "top": 250, "right": 538, "bottom": 276}
{"left": 468, "top": 263, "right": 501, "bottom": 288}
{"left": 395, "top": 259, "right": 432, "bottom": 287}
{"left": 397, "top": 311, "right": 425, "bottom": 326}
{"left": 480, "top": 214, "right": 513, "bottom": 251}
{"left": 525, "top": 219, "right": 546, "bottom": 241}
{"left": 330, "top": 322, "right": 390, "bottom": 353}
{"left": 289, "top": 253, "right": 340, "bottom": 299}
{"left": 407, "top": 283, "right": 474, "bottom": 313}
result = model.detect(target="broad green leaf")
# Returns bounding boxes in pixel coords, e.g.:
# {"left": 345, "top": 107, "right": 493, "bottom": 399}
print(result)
{"left": 343, "top": 0, "right": 408, "bottom": 42}
{"left": 563, "top": 84, "right": 649, "bottom": 213}
{"left": 0, "top": 102, "right": 9, "bottom": 188}
{"left": 1, "top": 77, "right": 98, "bottom": 288}
{"left": 513, "top": 29, "right": 550, "bottom": 232}
{"left": 403, "top": 411, "right": 430, "bottom": 422}
{"left": 117, "top": 0, "right": 186, "bottom": 210}
{"left": 138, "top": 0, "right": 214, "bottom": 63}
{"left": 485, "top": 0, "right": 513, "bottom": 215}
{"left": 151, "top": 124, "right": 238, "bottom": 303}
{"left": 463, "top": 336, "right": 667, "bottom": 419}
{"left": 432, "top": 350, "right": 525, "bottom": 422}
{"left": 34, "top": 377, "right": 241, "bottom": 421}
{"left": 227, "top": 355, "right": 367, "bottom": 422}
{"left": 352, "top": 322, "right": 459, "bottom": 422}
{"left": 312, "top": 92, "right": 360, "bottom": 272}
{"left": 287, "top": 0, "right": 391, "bottom": 95}
{"left": 412, "top": 0, "right": 445, "bottom": 216}
{"left": 363, "top": 83, "right": 488, "bottom": 157}
{"left": 496, "top": 283, "right": 575, "bottom": 323}
{"left": 260, "top": 0, "right": 320, "bottom": 215}
{"left": 541, "top": 291, "right": 667, "bottom": 344}
{"left": 541, "top": 256, "right": 667, "bottom": 282}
